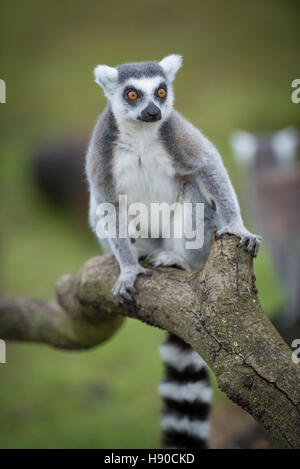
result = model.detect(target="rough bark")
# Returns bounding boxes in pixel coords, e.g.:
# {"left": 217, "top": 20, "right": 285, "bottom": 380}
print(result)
{"left": 0, "top": 234, "right": 299, "bottom": 448}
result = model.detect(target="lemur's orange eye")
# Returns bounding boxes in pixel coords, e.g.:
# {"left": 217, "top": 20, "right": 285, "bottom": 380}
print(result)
{"left": 157, "top": 88, "right": 166, "bottom": 98}
{"left": 127, "top": 90, "right": 138, "bottom": 100}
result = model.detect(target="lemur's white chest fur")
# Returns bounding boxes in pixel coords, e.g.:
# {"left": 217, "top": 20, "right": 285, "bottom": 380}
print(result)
{"left": 113, "top": 125, "right": 177, "bottom": 208}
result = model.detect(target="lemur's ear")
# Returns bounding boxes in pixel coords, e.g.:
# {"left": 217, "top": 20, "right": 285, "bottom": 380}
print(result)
{"left": 271, "top": 127, "right": 299, "bottom": 165}
{"left": 230, "top": 130, "right": 257, "bottom": 166}
{"left": 94, "top": 65, "right": 118, "bottom": 97}
{"left": 159, "top": 54, "right": 182, "bottom": 81}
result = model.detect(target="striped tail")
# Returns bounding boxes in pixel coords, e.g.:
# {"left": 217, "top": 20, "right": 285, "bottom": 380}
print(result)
{"left": 159, "top": 333, "right": 212, "bottom": 449}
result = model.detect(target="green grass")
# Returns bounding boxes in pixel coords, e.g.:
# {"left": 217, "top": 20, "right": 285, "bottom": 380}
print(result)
{"left": 0, "top": 0, "right": 298, "bottom": 448}
{"left": 1, "top": 321, "right": 164, "bottom": 448}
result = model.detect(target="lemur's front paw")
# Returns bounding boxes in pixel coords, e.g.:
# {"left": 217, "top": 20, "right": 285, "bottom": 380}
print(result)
{"left": 112, "top": 265, "right": 152, "bottom": 303}
{"left": 217, "top": 225, "right": 262, "bottom": 257}
{"left": 147, "top": 251, "right": 192, "bottom": 271}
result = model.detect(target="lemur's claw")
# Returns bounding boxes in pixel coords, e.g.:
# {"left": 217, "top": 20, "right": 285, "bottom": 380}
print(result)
{"left": 252, "top": 237, "right": 262, "bottom": 257}
{"left": 142, "top": 269, "right": 153, "bottom": 277}
{"left": 112, "top": 265, "right": 152, "bottom": 303}
{"left": 240, "top": 234, "right": 262, "bottom": 257}
{"left": 112, "top": 277, "right": 135, "bottom": 303}
{"left": 217, "top": 226, "right": 262, "bottom": 257}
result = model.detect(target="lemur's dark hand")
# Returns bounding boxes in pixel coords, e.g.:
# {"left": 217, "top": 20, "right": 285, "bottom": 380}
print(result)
{"left": 112, "top": 264, "right": 152, "bottom": 303}
{"left": 217, "top": 224, "right": 262, "bottom": 257}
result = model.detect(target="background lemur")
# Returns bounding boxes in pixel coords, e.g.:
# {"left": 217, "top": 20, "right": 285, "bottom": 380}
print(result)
{"left": 86, "top": 54, "right": 261, "bottom": 448}
{"left": 230, "top": 128, "right": 300, "bottom": 339}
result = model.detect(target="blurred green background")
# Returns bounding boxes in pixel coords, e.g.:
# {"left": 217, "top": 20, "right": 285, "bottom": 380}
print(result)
{"left": 0, "top": 0, "right": 299, "bottom": 448}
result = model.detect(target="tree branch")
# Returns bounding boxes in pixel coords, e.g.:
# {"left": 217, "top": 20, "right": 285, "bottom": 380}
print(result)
{"left": 0, "top": 292, "right": 124, "bottom": 349}
{"left": 0, "top": 234, "right": 299, "bottom": 448}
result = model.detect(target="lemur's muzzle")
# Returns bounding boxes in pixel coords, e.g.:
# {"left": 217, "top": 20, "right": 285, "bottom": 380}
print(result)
{"left": 139, "top": 102, "right": 161, "bottom": 122}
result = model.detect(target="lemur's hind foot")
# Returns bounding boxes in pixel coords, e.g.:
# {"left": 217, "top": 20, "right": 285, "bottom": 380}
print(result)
{"left": 147, "top": 251, "right": 192, "bottom": 271}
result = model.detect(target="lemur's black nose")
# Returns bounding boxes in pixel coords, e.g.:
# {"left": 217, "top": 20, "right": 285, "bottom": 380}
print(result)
{"left": 140, "top": 102, "right": 161, "bottom": 122}
{"left": 147, "top": 106, "right": 159, "bottom": 117}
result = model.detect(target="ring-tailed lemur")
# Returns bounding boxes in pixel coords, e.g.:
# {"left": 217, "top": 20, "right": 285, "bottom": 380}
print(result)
{"left": 86, "top": 55, "right": 261, "bottom": 449}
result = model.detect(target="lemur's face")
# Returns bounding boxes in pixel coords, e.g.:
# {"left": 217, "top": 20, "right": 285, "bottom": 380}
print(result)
{"left": 94, "top": 55, "right": 182, "bottom": 125}
{"left": 113, "top": 75, "right": 169, "bottom": 123}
